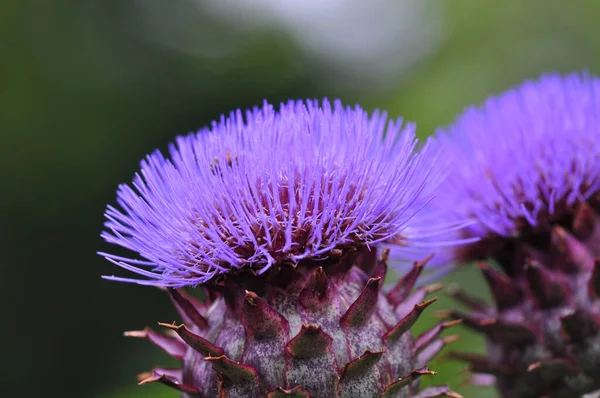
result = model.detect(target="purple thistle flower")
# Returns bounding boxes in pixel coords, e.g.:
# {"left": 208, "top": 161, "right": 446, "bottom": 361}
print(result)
{"left": 435, "top": 72, "right": 600, "bottom": 247}
{"left": 100, "top": 99, "right": 454, "bottom": 288}
{"left": 429, "top": 73, "right": 600, "bottom": 397}
{"left": 99, "top": 99, "right": 466, "bottom": 397}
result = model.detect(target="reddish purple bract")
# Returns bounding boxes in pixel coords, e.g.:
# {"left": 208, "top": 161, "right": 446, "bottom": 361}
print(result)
{"left": 130, "top": 249, "right": 461, "bottom": 397}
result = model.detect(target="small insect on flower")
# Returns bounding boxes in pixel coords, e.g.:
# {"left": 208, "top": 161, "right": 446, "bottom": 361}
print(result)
{"left": 100, "top": 99, "right": 464, "bottom": 397}
{"left": 429, "top": 73, "right": 600, "bottom": 398}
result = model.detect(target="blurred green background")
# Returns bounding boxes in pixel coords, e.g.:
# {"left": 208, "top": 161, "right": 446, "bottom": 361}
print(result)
{"left": 3, "top": 0, "right": 600, "bottom": 397}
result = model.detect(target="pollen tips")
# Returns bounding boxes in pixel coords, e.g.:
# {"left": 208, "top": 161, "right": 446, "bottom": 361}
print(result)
{"left": 242, "top": 291, "right": 290, "bottom": 340}
{"left": 339, "top": 277, "right": 381, "bottom": 328}
{"left": 159, "top": 322, "right": 224, "bottom": 357}
{"left": 478, "top": 261, "right": 522, "bottom": 309}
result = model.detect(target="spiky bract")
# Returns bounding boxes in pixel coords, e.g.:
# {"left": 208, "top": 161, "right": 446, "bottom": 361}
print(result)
{"left": 130, "top": 249, "right": 461, "bottom": 397}
{"left": 430, "top": 72, "right": 600, "bottom": 397}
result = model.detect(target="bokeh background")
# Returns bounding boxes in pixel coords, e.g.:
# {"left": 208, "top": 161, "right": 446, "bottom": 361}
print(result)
{"left": 4, "top": 0, "right": 600, "bottom": 397}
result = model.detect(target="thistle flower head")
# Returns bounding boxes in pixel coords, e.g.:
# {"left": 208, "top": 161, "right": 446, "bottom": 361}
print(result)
{"left": 432, "top": 73, "right": 600, "bottom": 397}
{"left": 438, "top": 72, "right": 600, "bottom": 244}
{"left": 101, "top": 99, "right": 448, "bottom": 287}
{"left": 101, "top": 99, "right": 464, "bottom": 397}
